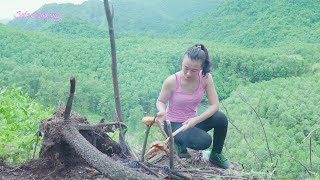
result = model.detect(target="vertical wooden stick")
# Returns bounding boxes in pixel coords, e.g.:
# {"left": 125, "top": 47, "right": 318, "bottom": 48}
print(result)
{"left": 310, "top": 136, "right": 312, "bottom": 173}
{"left": 64, "top": 76, "right": 75, "bottom": 121}
{"left": 103, "top": 0, "right": 123, "bottom": 123}
{"left": 141, "top": 115, "right": 157, "bottom": 162}
{"left": 166, "top": 120, "right": 174, "bottom": 169}
{"left": 158, "top": 121, "right": 168, "bottom": 139}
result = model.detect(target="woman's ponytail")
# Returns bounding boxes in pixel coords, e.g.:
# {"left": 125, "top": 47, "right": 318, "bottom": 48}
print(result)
{"left": 194, "top": 44, "right": 211, "bottom": 77}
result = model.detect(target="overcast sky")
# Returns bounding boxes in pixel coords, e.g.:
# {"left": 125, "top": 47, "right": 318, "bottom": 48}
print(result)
{"left": 0, "top": 0, "right": 87, "bottom": 19}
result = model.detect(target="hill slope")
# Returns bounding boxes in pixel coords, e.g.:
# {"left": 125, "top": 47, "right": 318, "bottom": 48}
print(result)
{"left": 1, "top": 24, "right": 319, "bottom": 118}
{"left": 176, "top": 0, "right": 320, "bottom": 47}
{"left": 223, "top": 75, "right": 320, "bottom": 178}
{"left": 8, "top": 0, "right": 223, "bottom": 33}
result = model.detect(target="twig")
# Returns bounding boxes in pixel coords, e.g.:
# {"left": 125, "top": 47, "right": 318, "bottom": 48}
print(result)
{"left": 166, "top": 120, "right": 174, "bottom": 169}
{"left": 158, "top": 121, "right": 168, "bottom": 139}
{"left": 76, "top": 122, "right": 128, "bottom": 132}
{"left": 287, "top": 155, "right": 312, "bottom": 176}
{"left": 180, "top": 168, "right": 248, "bottom": 180}
{"left": 141, "top": 114, "right": 157, "bottom": 162}
{"left": 32, "top": 131, "right": 41, "bottom": 159}
{"left": 63, "top": 76, "right": 75, "bottom": 121}
{"left": 7, "top": 166, "right": 23, "bottom": 173}
{"left": 115, "top": 111, "right": 137, "bottom": 160}
{"left": 177, "top": 168, "right": 225, "bottom": 175}
{"left": 95, "top": 122, "right": 128, "bottom": 129}
{"left": 303, "top": 127, "right": 320, "bottom": 141}
{"left": 238, "top": 93, "right": 273, "bottom": 163}
{"left": 148, "top": 162, "right": 188, "bottom": 179}
{"left": 136, "top": 161, "right": 160, "bottom": 178}
{"left": 309, "top": 136, "right": 312, "bottom": 173}
{"left": 303, "top": 126, "right": 320, "bottom": 174}
{"left": 221, "top": 102, "right": 259, "bottom": 166}
{"left": 155, "top": 166, "right": 192, "bottom": 179}
{"left": 146, "top": 151, "right": 167, "bottom": 164}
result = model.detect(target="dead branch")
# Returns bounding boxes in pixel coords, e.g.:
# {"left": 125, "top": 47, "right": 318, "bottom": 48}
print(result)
{"left": 177, "top": 168, "right": 225, "bottom": 174}
{"left": 62, "top": 125, "right": 157, "bottom": 180}
{"left": 221, "top": 102, "right": 259, "bottom": 166}
{"left": 310, "top": 137, "right": 312, "bottom": 173}
{"left": 114, "top": 110, "right": 136, "bottom": 159}
{"left": 137, "top": 161, "right": 160, "bottom": 178}
{"left": 166, "top": 120, "right": 174, "bottom": 169}
{"left": 303, "top": 126, "right": 320, "bottom": 174}
{"left": 103, "top": 0, "right": 123, "bottom": 123}
{"left": 95, "top": 122, "right": 127, "bottom": 129}
{"left": 141, "top": 115, "right": 157, "bottom": 162}
{"left": 303, "top": 127, "right": 320, "bottom": 141}
{"left": 238, "top": 92, "right": 273, "bottom": 164}
{"left": 64, "top": 76, "right": 75, "bottom": 121}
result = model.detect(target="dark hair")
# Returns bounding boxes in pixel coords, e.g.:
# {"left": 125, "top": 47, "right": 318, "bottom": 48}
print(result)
{"left": 184, "top": 43, "right": 211, "bottom": 77}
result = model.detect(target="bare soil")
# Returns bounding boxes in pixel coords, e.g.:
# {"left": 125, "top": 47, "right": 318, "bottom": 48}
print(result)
{"left": 0, "top": 106, "right": 245, "bottom": 180}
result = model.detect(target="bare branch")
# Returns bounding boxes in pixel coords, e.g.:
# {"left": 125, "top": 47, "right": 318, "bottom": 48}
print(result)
{"left": 238, "top": 92, "right": 273, "bottom": 163}
{"left": 221, "top": 102, "right": 260, "bottom": 166}
{"left": 64, "top": 76, "right": 75, "bottom": 121}
{"left": 166, "top": 120, "right": 174, "bottom": 169}
{"left": 103, "top": 0, "right": 123, "bottom": 122}
{"left": 141, "top": 115, "right": 157, "bottom": 162}
{"left": 303, "top": 127, "right": 320, "bottom": 141}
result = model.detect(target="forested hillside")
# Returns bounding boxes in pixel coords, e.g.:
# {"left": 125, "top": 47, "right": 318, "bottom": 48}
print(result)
{"left": 223, "top": 75, "right": 320, "bottom": 178}
{"left": 1, "top": 24, "right": 318, "bottom": 122}
{"left": 176, "top": 0, "right": 320, "bottom": 47}
{"left": 1, "top": 0, "right": 320, "bottom": 178}
{"left": 8, "top": 0, "right": 223, "bottom": 33}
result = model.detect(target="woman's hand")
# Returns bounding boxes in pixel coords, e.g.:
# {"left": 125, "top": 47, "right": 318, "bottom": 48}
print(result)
{"left": 182, "top": 117, "right": 199, "bottom": 130}
{"left": 156, "top": 111, "right": 166, "bottom": 123}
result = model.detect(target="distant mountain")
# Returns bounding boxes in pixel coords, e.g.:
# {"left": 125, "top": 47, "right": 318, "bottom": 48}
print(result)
{"left": 0, "top": 17, "right": 13, "bottom": 24}
{"left": 7, "top": 0, "right": 223, "bottom": 33}
{"left": 41, "top": 16, "right": 108, "bottom": 38}
{"left": 176, "top": 0, "right": 320, "bottom": 48}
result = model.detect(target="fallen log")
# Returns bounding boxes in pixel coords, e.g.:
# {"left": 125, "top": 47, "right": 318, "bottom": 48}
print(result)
{"left": 62, "top": 123, "right": 157, "bottom": 180}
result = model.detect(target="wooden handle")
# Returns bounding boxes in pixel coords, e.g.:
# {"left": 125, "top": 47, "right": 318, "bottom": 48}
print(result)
{"left": 164, "top": 125, "right": 186, "bottom": 143}
{"left": 172, "top": 125, "right": 186, "bottom": 137}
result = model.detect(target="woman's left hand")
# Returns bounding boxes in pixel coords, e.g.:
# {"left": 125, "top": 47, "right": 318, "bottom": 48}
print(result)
{"left": 182, "top": 117, "right": 199, "bottom": 131}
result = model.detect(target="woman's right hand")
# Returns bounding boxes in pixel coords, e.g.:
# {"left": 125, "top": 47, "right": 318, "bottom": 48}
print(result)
{"left": 156, "top": 111, "right": 166, "bottom": 123}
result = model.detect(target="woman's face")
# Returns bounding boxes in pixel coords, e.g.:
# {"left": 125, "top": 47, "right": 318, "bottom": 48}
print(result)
{"left": 181, "top": 56, "right": 202, "bottom": 81}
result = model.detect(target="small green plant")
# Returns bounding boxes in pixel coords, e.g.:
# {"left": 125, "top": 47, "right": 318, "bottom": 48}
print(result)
{"left": 0, "top": 86, "right": 52, "bottom": 164}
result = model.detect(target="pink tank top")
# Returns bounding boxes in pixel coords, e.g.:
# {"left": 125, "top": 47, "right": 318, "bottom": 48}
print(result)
{"left": 166, "top": 71, "right": 205, "bottom": 122}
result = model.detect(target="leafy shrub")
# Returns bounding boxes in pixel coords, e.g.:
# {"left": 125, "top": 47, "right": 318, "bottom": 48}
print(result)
{"left": 0, "top": 86, "right": 52, "bottom": 164}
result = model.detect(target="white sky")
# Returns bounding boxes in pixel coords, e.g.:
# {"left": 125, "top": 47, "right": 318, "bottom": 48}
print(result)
{"left": 0, "top": 0, "right": 87, "bottom": 19}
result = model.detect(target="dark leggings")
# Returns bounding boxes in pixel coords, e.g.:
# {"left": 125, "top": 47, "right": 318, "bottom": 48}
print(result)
{"left": 164, "top": 111, "right": 228, "bottom": 154}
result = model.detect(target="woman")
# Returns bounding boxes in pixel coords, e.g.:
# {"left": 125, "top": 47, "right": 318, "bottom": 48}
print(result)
{"left": 156, "top": 44, "right": 230, "bottom": 169}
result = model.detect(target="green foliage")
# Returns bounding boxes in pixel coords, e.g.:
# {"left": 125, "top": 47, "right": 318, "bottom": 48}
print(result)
{"left": 0, "top": 86, "right": 52, "bottom": 163}
{"left": 1, "top": 25, "right": 318, "bottom": 123}
{"left": 222, "top": 75, "right": 320, "bottom": 178}
{"left": 176, "top": 0, "right": 320, "bottom": 48}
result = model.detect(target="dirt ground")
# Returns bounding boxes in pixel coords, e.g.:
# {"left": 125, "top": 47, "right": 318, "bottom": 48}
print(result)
{"left": 1, "top": 105, "right": 245, "bottom": 180}
{"left": 0, "top": 149, "right": 244, "bottom": 180}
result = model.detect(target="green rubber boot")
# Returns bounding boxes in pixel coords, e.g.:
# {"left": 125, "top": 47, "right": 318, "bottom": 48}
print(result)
{"left": 209, "top": 152, "right": 230, "bottom": 169}
{"left": 174, "top": 143, "right": 191, "bottom": 158}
